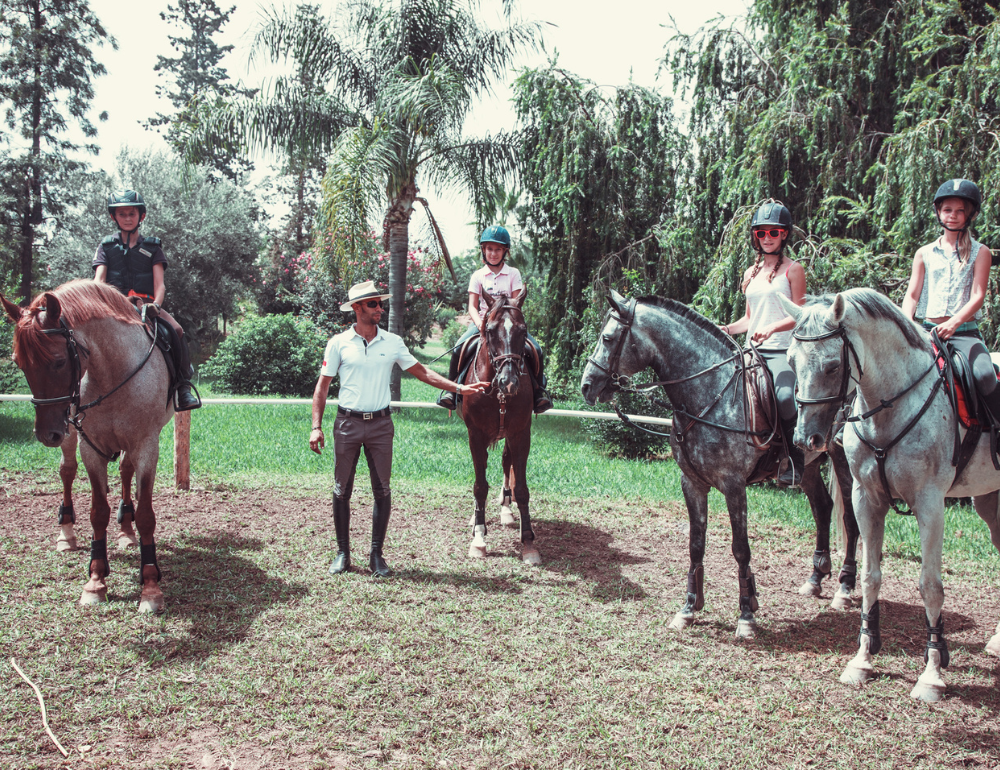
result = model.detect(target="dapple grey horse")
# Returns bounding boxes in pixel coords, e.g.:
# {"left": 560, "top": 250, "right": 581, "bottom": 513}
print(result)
{"left": 781, "top": 288, "right": 1000, "bottom": 701}
{"left": 581, "top": 291, "right": 860, "bottom": 639}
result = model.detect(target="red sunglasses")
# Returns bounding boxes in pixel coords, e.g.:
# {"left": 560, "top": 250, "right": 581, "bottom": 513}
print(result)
{"left": 753, "top": 228, "right": 786, "bottom": 238}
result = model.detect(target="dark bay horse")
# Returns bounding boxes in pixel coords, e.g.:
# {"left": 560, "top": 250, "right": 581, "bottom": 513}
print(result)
{"left": 2, "top": 279, "right": 174, "bottom": 613}
{"left": 458, "top": 288, "right": 540, "bottom": 565}
{"left": 580, "top": 291, "right": 860, "bottom": 638}
{"left": 783, "top": 289, "right": 1000, "bottom": 701}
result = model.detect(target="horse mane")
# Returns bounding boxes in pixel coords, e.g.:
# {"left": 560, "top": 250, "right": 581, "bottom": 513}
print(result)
{"left": 799, "top": 288, "right": 927, "bottom": 351}
{"left": 14, "top": 280, "right": 142, "bottom": 366}
{"left": 636, "top": 295, "right": 733, "bottom": 346}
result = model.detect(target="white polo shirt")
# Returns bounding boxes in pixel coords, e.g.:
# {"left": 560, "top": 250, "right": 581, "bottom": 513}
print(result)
{"left": 320, "top": 326, "right": 418, "bottom": 412}
{"left": 469, "top": 263, "right": 523, "bottom": 315}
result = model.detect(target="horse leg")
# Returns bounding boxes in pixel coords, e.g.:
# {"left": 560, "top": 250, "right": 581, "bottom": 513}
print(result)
{"left": 829, "top": 442, "right": 860, "bottom": 610}
{"left": 499, "top": 444, "right": 516, "bottom": 528}
{"left": 972, "top": 492, "right": 1000, "bottom": 656}
{"left": 797, "top": 458, "right": 833, "bottom": 598}
{"left": 840, "top": 487, "right": 887, "bottom": 686}
{"left": 669, "top": 474, "right": 709, "bottom": 631}
{"left": 56, "top": 432, "right": 79, "bottom": 552}
{"left": 910, "top": 495, "right": 948, "bottom": 702}
{"left": 80, "top": 462, "right": 112, "bottom": 606}
{"left": 116, "top": 453, "right": 139, "bottom": 549}
{"left": 510, "top": 434, "right": 539, "bottom": 566}
{"left": 468, "top": 432, "right": 489, "bottom": 559}
{"left": 132, "top": 463, "right": 164, "bottom": 614}
{"left": 723, "top": 483, "right": 758, "bottom": 640}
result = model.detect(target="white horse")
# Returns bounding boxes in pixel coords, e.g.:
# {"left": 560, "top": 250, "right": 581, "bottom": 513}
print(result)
{"left": 781, "top": 289, "right": 1000, "bottom": 702}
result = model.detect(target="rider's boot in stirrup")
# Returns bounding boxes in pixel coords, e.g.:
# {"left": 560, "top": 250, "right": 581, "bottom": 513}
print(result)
{"left": 329, "top": 495, "right": 351, "bottom": 574}
{"left": 174, "top": 333, "right": 201, "bottom": 411}
{"left": 437, "top": 352, "right": 460, "bottom": 410}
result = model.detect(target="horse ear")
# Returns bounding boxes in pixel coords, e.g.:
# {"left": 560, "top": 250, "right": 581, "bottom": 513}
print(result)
{"left": 512, "top": 284, "right": 527, "bottom": 309}
{"left": 1, "top": 294, "right": 22, "bottom": 324}
{"left": 609, "top": 289, "right": 629, "bottom": 315}
{"left": 481, "top": 290, "right": 496, "bottom": 313}
{"left": 831, "top": 293, "right": 847, "bottom": 324}
{"left": 40, "top": 293, "right": 61, "bottom": 329}
{"left": 776, "top": 293, "right": 802, "bottom": 321}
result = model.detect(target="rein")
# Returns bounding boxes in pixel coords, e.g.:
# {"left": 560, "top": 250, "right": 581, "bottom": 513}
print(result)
{"left": 30, "top": 312, "right": 159, "bottom": 462}
{"left": 477, "top": 303, "right": 526, "bottom": 440}
{"left": 792, "top": 321, "right": 953, "bottom": 515}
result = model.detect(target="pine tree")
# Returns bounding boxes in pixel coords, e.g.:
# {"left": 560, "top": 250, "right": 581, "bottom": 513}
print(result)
{"left": 0, "top": 0, "right": 113, "bottom": 303}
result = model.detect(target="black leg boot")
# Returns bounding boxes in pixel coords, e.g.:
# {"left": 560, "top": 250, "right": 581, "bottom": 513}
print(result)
{"left": 437, "top": 352, "right": 460, "bottom": 410}
{"left": 174, "top": 332, "right": 201, "bottom": 411}
{"left": 329, "top": 495, "right": 351, "bottom": 574}
{"left": 369, "top": 493, "right": 392, "bottom": 577}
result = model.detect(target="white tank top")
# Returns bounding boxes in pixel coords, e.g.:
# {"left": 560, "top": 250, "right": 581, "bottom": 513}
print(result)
{"left": 745, "top": 271, "right": 793, "bottom": 350}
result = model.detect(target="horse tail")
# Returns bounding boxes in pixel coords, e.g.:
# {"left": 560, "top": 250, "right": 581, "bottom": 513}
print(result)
{"left": 829, "top": 454, "right": 847, "bottom": 555}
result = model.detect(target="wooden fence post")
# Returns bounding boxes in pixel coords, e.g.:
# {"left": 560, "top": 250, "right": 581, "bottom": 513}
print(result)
{"left": 174, "top": 410, "right": 190, "bottom": 491}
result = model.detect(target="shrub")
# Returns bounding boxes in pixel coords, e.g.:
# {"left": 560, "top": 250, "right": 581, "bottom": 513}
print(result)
{"left": 202, "top": 314, "right": 333, "bottom": 397}
{"left": 436, "top": 306, "right": 457, "bottom": 330}
{"left": 583, "top": 386, "right": 672, "bottom": 459}
{"left": 0, "top": 320, "right": 25, "bottom": 394}
{"left": 442, "top": 319, "right": 467, "bottom": 351}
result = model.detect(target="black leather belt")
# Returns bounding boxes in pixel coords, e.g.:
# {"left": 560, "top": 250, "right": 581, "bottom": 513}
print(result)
{"left": 337, "top": 406, "right": 391, "bottom": 420}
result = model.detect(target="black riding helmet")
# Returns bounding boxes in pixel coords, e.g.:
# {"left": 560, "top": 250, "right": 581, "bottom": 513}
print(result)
{"left": 107, "top": 189, "right": 147, "bottom": 218}
{"left": 750, "top": 201, "right": 792, "bottom": 254}
{"left": 932, "top": 179, "right": 981, "bottom": 232}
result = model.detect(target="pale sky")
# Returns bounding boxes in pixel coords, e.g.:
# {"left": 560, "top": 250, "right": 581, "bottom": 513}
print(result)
{"left": 85, "top": 0, "right": 748, "bottom": 251}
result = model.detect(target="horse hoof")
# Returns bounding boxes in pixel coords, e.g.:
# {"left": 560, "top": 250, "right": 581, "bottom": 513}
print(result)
{"left": 500, "top": 506, "right": 516, "bottom": 528}
{"left": 521, "top": 548, "right": 541, "bottom": 566}
{"left": 56, "top": 535, "right": 78, "bottom": 552}
{"left": 79, "top": 588, "right": 107, "bottom": 606}
{"left": 669, "top": 612, "right": 694, "bottom": 631}
{"left": 735, "top": 619, "right": 757, "bottom": 640}
{"left": 910, "top": 679, "right": 945, "bottom": 702}
{"left": 839, "top": 662, "right": 873, "bottom": 685}
{"left": 830, "top": 589, "right": 853, "bottom": 611}
{"left": 138, "top": 597, "right": 165, "bottom": 614}
{"left": 117, "top": 532, "right": 138, "bottom": 549}
{"left": 798, "top": 580, "right": 821, "bottom": 597}
{"left": 468, "top": 543, "right": 487, "bottom": 559}
{"left": 985, "top": 634, "right": 1000, "bottom": 657}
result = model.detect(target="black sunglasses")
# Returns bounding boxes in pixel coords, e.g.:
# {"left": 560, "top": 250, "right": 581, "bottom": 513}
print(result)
{"left": 364, "top": 300, "right": 383, "bottom": 308}
{"left": 753, "top": 228, "right": 785, "bottom": 238}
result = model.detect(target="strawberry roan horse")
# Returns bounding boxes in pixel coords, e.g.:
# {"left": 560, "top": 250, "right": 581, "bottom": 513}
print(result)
{"left": 458, "top": 289, "right": 540, "bottom": 564}
{"left": 2, "top": 279, "right": 173, "bottom": 613}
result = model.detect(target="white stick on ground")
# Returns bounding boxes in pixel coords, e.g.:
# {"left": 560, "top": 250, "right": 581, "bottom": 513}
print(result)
{"left": 10, "top": 658, "right": 69, "bottom": 758}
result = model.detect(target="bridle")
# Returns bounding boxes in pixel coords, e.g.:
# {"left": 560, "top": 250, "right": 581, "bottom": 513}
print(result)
{"left": 28, "top": 311, "right": 159, "bottom": 461}
{"left": 479, "top": 301, "right": 526, "bottom": 439}
{"left": 791, "top": 320, "right": 953, "bottom": 515}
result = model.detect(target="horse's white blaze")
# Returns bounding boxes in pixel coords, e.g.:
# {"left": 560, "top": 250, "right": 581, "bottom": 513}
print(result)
{"left": 503, "top": 317, "right": 513, "bottom": 333}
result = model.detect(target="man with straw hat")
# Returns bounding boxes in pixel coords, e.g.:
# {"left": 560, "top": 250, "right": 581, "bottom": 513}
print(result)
{"left": 309, "top": 280, "right": 487, "bottom": 577}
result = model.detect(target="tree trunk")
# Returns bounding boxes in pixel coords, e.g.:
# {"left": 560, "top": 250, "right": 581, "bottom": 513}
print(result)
{"left": 385, "top": 184, "right": 417, "bottom": 402}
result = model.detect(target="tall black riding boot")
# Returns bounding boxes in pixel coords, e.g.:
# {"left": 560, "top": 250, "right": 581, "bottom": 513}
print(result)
{"left": 174, "top": 332, "right": 201, "bottom": 411}
{"left": 437, "top": 352, "right": 461, "bottom": 410}
{"left": 533, "top": 372, "right": 553, "bottom": 414}
{"left": 329, "top": 495, "right": 351, "bottom": 574}
{"left": 369, "top": 493, "right": 392, "bottom": 577}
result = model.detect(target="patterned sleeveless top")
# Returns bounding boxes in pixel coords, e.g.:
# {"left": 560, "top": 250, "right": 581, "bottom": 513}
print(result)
{"left": 745, "top": 271, "right": 793, "bottom": 350}
{"left": 915, "top": 237, "right": 984, "bottom": 321}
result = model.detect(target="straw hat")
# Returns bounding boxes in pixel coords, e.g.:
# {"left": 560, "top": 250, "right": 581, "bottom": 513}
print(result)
{"left": 339, "top": 280, "right": 391, "bottom": 312}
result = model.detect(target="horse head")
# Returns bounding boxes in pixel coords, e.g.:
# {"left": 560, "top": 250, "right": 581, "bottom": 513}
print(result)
{"left": 3, "top": 291, "right": 77, "bottom": 447}
{"left": 782, "top": 292, "right": 862, "bottom": 453}
{"left": 580, "top": 289, "right": 645, "bottom": 405}
{"left": 481, "top": 287, "right": 528, "bottom": 396}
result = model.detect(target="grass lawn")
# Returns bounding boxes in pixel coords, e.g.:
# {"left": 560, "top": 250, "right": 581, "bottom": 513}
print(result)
{"left": 2, "top": 353, "right": 1000, "bottom": 768}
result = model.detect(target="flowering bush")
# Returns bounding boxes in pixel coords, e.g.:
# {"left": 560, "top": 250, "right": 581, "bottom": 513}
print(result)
{"left": 293, "top": 229, "right": 448, "bottom": 349}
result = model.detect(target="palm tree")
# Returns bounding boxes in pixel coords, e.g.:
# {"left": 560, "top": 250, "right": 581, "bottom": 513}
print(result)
{"left": 186, "top": 0, "right": 539, "bottom": 398}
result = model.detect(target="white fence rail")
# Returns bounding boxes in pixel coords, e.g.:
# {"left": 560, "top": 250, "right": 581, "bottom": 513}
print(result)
{"left": 0, "top": 395, "right": 673, "bottom": 490}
